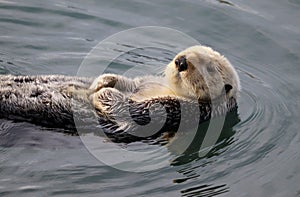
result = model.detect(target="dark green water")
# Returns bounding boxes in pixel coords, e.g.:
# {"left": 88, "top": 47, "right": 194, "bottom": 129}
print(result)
{"left": 1, "top": 0, "right": 300, "bottom": 196}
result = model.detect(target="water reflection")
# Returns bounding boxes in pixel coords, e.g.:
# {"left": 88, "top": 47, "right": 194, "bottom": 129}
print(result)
{"left": 168, "top": 109, "right": 239, "bottom": 196}
{"left": 170, "top": 109, "right": 240, "bottom": 166}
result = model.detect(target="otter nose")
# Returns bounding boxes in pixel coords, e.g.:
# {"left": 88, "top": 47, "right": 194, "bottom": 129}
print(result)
{"left": 175, "top": 56, "right": 188, "bottom": 72}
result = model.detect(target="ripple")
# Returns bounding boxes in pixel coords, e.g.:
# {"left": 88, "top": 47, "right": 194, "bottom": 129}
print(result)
{"left": 170, "top": 56, "right": 298, "bottom": 196}
{"left": 181, "top": 184, "right": 229, "bottom": 197}
{"left": 0, "top": 0, "right": 299, "bottom": 196}
{"left": 205, "top": 61, "right": 296, "bottom": 176}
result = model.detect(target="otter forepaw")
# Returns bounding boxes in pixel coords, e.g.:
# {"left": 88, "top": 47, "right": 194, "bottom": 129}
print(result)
{"left": 90, "top": 74, "right": 118, "bottom": 92}
{"left": 90, "top": 87, "right": 125, "bottom": 118}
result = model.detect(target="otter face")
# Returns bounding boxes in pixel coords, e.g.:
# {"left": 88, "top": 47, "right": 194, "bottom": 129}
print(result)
{"left": 165, "top": 45, "right": 240, "bottom": 101}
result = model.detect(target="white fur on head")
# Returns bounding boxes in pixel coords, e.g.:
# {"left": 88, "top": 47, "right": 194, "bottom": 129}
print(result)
{"left": 165, "top": 45, "right": 240, "bottom": 101}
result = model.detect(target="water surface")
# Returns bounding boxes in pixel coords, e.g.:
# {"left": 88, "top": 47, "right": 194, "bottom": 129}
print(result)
{"left": 0, "top": 0, "right": 300, "bottom": 196}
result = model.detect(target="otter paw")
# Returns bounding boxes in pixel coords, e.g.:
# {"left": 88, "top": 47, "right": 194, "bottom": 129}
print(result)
{"left": 60, "top": 85, "right": 77, "bottom": 97}
{"left": 60, "top": 84, "right": 91, "bottom": 101}
{"left": 90, "top": 74, "right": 118, "bottom": 92}
{"left": 90, "top": 87, "right": 125, "bottom": 117}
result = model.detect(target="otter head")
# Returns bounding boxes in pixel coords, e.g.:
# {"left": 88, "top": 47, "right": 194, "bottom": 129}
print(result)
{"left": 165, "top": 45, "right": 240, "bottom": 102}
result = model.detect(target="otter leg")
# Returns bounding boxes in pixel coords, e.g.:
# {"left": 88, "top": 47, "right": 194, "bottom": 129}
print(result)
{"left": 90, "top": 87, "right": 125, "bottom": 118}
{"left": 60, "top": 84, "right": 93, "bottom": 102}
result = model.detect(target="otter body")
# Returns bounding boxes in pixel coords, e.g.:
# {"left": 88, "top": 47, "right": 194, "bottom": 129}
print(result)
{"left": 0, "top": 75, "right": 93, "bottom": 129}
{"left": 0, "top": 45, "right": 240, "bottom": 141}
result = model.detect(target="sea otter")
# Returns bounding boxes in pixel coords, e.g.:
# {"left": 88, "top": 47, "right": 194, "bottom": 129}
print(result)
{"left": 0, "top": 45, "right": 240, "bottom": 142}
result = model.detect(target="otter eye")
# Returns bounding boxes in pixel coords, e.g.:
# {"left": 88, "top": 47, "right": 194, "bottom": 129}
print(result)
{"left": 175, "top": 59, "right": 180, "bottom": 67}
{"left": 175, "top": 56, "right": 188, "bottom": 72}
{"left": 225, "top": 84, "right": 232, "bottom": 93}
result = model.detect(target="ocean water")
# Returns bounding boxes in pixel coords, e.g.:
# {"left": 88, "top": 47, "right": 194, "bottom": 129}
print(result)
{"left": 0, "top": 0, "right": 300, "bottom": 196}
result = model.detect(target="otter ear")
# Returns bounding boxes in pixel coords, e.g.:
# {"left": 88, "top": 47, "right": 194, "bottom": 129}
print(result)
{"left": 224, "top": 84, "right": 232, "bottom": 94}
